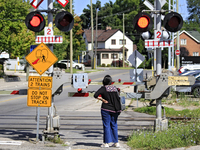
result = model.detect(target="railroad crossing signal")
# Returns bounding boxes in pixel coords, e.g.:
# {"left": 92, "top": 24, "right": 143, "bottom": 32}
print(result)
{"left": 25, "top": 11, "right": 45, "bottom": 32}
{"left": 55, "top": 11, "right": 74, "bottom": 32}
{"left": 133, "top": 12, "right": 153, "bottom": 33}
{"left": 163, "top": 12, "right": 183, "bottom": 32}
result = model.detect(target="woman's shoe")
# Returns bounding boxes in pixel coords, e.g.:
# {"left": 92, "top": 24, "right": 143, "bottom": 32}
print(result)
{"left": 101, "top": 143, "right": 109, "bottom": 148}
{"left": 112, "top": 142, "right": 120, "bottom": 147}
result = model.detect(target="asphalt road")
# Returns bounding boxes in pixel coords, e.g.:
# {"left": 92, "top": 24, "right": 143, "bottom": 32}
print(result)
{"left": 0, "top": 69, "right": 156, "bottom": 149}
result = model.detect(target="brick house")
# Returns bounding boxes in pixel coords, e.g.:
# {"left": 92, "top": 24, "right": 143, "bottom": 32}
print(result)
{"left": 82, "top": 27, "right": 136, "bottom": 66}
{"left": 174, "top": 30, "right": 200, "bottom": 56}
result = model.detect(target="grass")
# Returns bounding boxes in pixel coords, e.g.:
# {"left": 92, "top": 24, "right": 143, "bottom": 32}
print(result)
{"left": 128, "top": 106, "right": 200, "bottom": 149}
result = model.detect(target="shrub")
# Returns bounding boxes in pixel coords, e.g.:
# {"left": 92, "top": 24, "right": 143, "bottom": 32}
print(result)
{"left": 111, "top": 60, "right": 128, "bottom": 67}
{"left": 101, "top": 63, "right": 106, "bottom": 67}
{"left": 107, "top": 64, "right": 111, "bottom": 67}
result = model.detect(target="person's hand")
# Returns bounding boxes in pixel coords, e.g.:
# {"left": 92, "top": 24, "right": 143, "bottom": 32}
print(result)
{"left": 102, "top": 99, "right": 108, "bottom": 103}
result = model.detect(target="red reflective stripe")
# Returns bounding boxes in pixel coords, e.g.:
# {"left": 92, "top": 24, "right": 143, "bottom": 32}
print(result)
{"left": 122, "top": 82, "right": 134, "bottom": 85}
{"left": 72, "top": 93, "right": 89, "bottom": 97}
{"left": 11, "top": 90, "right": 19, "bottom": 94}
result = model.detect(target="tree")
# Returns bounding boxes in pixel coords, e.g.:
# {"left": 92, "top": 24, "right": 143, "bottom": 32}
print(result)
{"left": 0, "top": 0, "right": 34, "bottom": 58}
{"left": 187, "top": 0, "right": 200, "bottom": 23}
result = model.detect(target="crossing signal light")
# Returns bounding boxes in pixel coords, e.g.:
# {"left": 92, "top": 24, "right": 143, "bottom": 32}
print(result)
{"left": 163, "top": 12, "right": 183, "bottom": 32}
{"left": 25, "top": 11, "right": 45, "bottom": 32}
{"left": 55, "top": 11, "right": 74, "bottom": 32}
{"left": 133, "top": 12, "right": 153, "bottom": 33}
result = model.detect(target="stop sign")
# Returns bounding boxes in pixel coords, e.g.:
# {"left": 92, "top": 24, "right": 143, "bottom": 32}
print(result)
{"left": 175, "top": 49, "right": 180, "bottom": 55}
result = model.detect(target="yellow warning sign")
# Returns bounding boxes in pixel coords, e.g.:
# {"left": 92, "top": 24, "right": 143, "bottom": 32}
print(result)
{"left": 28, "top": 76, "right": 52, "bottom": 89}
{"left": 27, "top": 89, "right": 52, "bottom": 107}
{"left": 25, "top": 43, "right": 58, "bottom": 75}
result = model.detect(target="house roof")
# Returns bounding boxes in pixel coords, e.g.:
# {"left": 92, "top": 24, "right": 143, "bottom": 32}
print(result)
{"left": 175, "top": 30, "right": 200, "bottom": 43}
{"left": 84, "top": 29, "right": 121, "bottom": 42}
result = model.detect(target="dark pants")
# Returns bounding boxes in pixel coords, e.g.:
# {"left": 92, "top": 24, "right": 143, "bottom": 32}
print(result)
{"left": 101, "top": 109, "right": 119, "bottom": 143}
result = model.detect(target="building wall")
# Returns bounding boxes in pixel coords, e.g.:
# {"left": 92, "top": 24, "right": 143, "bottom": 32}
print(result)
{"left": 174, "top": 32, "right": 200, "bottom": 56}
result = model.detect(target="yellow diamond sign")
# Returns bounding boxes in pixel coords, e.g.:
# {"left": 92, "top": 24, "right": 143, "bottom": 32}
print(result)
{"left": 26, "top": 43, "right": 58, "bottom": 75}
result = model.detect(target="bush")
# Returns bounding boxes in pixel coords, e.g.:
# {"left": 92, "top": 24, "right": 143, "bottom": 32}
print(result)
{"left": 111, "top": 60, "right": 128, "bottom": 67}
{"left": 101, "top": 63, "right": 106, "bottom": 67}
{"left": 107, "top": 64, "right": 111, "bottom": 67}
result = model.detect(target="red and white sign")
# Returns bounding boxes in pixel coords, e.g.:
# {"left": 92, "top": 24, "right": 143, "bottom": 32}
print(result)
{"left": 35, "top": 36, "right": 63, "bottom": 44}
{"left": 30, "top": 0, "right": 44, "bottom": 9}
{"left": 175, "top": 49, "right": 180, "bottom": 56}
{"left": 145, "top": 39, "right": 173, "bottom": 48}
{"left": 56, "top": 0, "right": 69, "bottom": 7}
{"left": 44, "top": 27, "right": 53, "bottom": 36}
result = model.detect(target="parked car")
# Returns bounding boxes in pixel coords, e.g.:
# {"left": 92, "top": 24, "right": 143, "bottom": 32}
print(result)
{"left": 83, "top": 60, "right": 91, "bottom": 66}
{"left": 58, "top": 60, "right": 84, "bottom": 69}
{"left": 191, "top": 73, "right": 200, "bottom": 98}
{"left": 179, "top": 70, "right": 200, "bottom": 76}
{"left": 178, "top": 64, "right": 200, "bottom": 74}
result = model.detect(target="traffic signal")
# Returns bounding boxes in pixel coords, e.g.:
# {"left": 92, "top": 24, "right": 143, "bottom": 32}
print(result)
{"left": 55, "top": 11, "right": 74, "bottom": 32}
{"left": 25, "top": 11, "right": 45, "bottom": 32}
{"left": 163, "top": 12, "right": 183, "bottom": 32}
{"left": 133, "top": 12, "right": 153, "bottom": 33}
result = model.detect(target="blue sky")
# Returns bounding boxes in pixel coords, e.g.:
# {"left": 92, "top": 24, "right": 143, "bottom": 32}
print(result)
{"left": 37, "top": 0, "right": 189, "bottom": 20}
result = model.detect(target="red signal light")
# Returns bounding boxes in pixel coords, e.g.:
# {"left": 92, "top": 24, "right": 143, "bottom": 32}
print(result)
{"left": 118, "top": 79, "right": 121, "bottom": 83}
{"left": 25, "top": 11, "right": 45, "bottom": 32}
{"left": 137, "top": 16, "right": 149, "bottom": 28}
{"left": 30, "top": 15, "right": 41, "bottom": 27}
{"left": 88, "top": 79, "right": 91, "bottom": 84}
{"left": 77, "top": 88, "right": 82, "bottom": 93}
{"left": 133, "top": 12, "right": 153, "bottom": 33}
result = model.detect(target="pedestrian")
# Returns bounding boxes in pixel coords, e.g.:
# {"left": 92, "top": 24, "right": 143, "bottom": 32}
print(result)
{"left": 94, "top": 75, "right": 121, "bottom": 148}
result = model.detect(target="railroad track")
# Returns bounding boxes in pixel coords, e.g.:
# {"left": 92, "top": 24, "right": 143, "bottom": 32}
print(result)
{"left": 0, "top": 115, "right": 155, "bottom": 130}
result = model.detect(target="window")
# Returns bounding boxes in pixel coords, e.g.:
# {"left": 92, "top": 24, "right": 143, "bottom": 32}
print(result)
{"left": 181, "top": 39, "right": 187, "bottom": 45}
{"left": 119, "top": 39, "right": 126, "bottom": 45}
{"left": 111, "top": 39, "right": 116, "bottom": 45}
{"left": 102, "top": 54, "right": 109, "bottom": 59}
{"left": 193, "top": 52, "right": 199, "bottom": 56}
{"left": 111, "top": 54, "right": 118, "bottom": 59}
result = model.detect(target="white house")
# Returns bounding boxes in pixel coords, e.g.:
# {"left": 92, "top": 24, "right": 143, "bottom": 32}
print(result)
{"left": 82, "top": 27, "right": 136, "bottom": 66}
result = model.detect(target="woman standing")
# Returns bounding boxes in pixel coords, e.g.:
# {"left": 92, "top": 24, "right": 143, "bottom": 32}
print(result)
{"left": 94, "top": 75, "right": 121, "bottom": 148}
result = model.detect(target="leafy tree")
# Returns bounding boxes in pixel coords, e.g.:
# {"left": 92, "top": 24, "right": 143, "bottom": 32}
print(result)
{"left": 187, "top": 0, "right": 200, "bottom": 23}
{"left": 0, "top": 0, "right": 34, "bottom": 58}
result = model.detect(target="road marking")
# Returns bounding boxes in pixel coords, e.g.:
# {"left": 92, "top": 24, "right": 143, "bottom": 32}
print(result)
{"left": 0, "top": 96, "right": 26, "bottom": 103}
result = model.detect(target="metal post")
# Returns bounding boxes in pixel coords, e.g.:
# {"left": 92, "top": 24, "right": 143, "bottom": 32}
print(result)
{"left": 95, "top": 8, "right": 98, "bottom": 69}
{"left": 47, "top": 0, "right": 54, "bottom": 133}
{"left": 168, "top": 0, "right": 171, "bottom": 70}
{"left": 91, "top": 0, "right": 94, "bottom": 69}
{"left": 70, "top": 0, "right": 73, "bottom": 74}
{"left": 123, "top": 13, "right": 125, "bottom": 68}
{"left": 154, "top": 0, "right": 168, "bottom": 131}
{"left": 36, "top": 107, "right": 40, "bottom": 141}
{"left": 176, "top": 0, "right": 180, "bottom": 69}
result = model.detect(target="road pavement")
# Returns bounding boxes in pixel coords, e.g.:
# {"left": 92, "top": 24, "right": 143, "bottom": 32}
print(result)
{"left": 0, "top": 70, "right": 199, "bottom": 150}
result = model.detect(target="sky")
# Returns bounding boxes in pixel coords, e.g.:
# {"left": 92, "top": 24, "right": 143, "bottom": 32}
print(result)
{"left": 36, "top": 0, "right": 189, "bottom": 20}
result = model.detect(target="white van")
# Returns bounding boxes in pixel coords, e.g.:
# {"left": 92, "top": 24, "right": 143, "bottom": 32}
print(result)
{"left": 5, "top": 59, "right": 25, "bottom": 71}
{"left": 178, "top": 64, "right": 200, "bottom": 74}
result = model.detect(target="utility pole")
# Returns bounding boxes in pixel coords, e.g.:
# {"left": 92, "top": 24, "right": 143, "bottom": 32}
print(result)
{"left": 91, "top": 0, "right": 94, "bottom": 69}
{"left": 70, "top": 0, "right": 73, "bottom": 73}
{"left": 123, "top": 13, "right": 125, "bottom": 68}
{"left": 95, "top": 8, "right": 98, "bottom": 69}
{"left": 176, "top": 0, "right": 180, "bottom": 69}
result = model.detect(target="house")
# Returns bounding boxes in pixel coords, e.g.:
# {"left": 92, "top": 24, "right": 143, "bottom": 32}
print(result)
{"left": 174, "top": 30, "right": 200, "bottom": 56}
{"left": 82, "top": 26, "right": 135, "bottom": 66}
